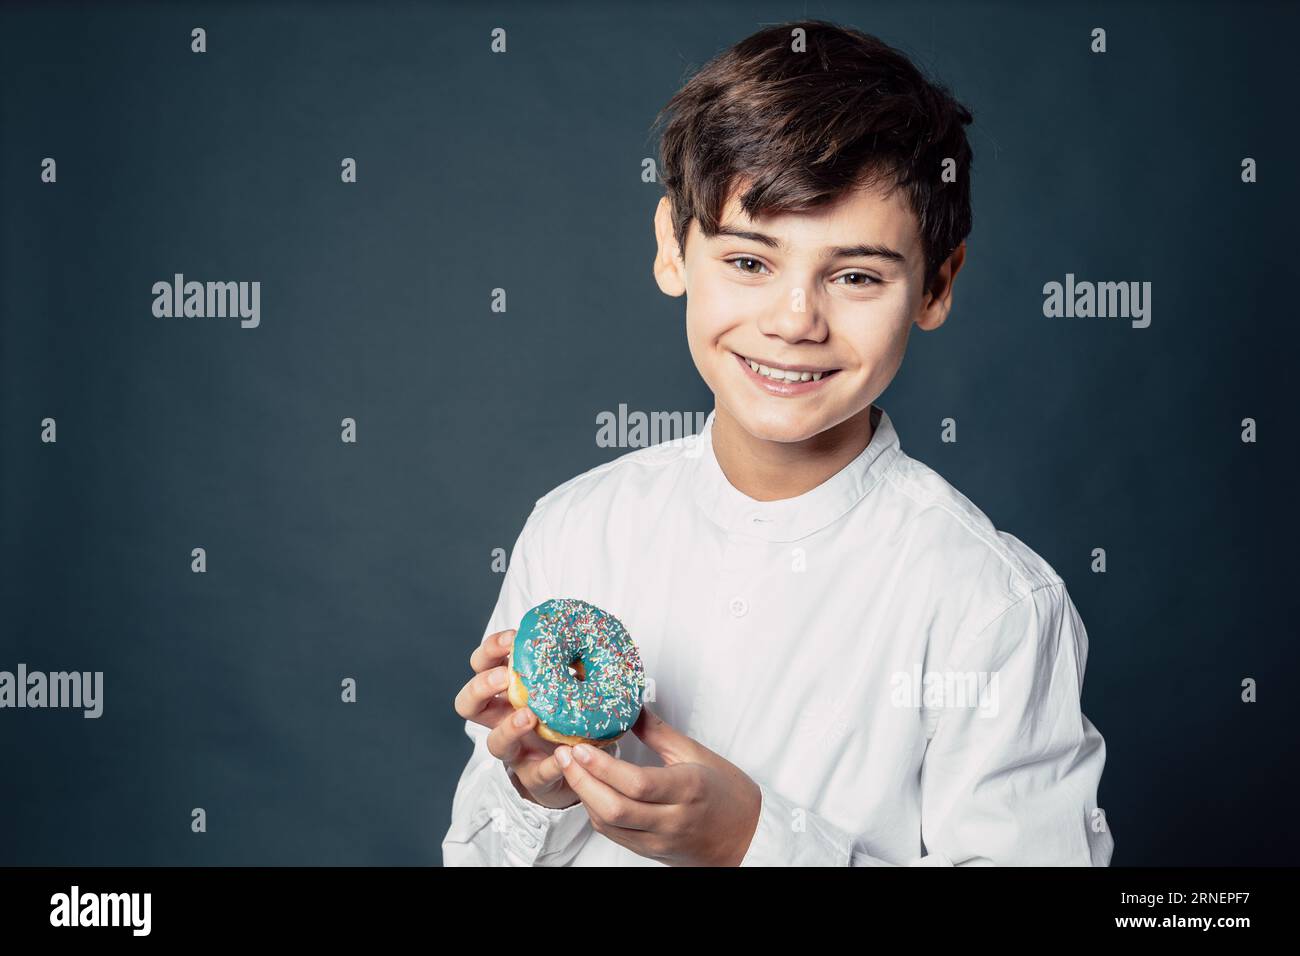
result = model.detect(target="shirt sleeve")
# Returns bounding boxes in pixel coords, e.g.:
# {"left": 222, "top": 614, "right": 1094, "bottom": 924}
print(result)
{"left": 741, "top": 582, "right": 1114, "bottom": 867}
{"left": 440, "top": 501, "right": 595, "bottom": 867}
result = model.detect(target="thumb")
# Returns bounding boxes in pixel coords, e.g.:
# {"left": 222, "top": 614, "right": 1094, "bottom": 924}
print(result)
{"left": 632, "top": 703, "right": 707, "bottom": 766}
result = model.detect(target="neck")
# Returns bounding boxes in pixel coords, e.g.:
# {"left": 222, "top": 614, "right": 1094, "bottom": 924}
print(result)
{"left": 710, "top": 403, "right": 877, "bottom": 501}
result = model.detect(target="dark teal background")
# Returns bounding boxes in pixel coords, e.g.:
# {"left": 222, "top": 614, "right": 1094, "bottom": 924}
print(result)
{"left": 1, "top": 0, "right": 1296, "bottom": 865}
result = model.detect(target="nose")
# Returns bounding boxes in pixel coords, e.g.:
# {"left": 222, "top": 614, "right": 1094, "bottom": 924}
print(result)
{"left": 757, "top": 281, "right": 829, "bottom": 344}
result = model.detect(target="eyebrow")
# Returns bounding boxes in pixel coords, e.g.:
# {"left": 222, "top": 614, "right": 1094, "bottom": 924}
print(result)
{"left": 714, "top": 226, "right": 907, "bottom": 265}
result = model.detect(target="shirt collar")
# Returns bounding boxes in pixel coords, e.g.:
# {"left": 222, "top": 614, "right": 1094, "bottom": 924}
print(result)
{"left": 690, "top": 403, "right": 901, "bottom": 542}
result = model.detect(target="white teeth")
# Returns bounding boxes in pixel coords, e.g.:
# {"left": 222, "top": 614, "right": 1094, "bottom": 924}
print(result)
{"left": 744, "top": 356, "right": 829, "bottom": 382}
{"left": 743, "top": 355, "right": 831, "bottom": 383}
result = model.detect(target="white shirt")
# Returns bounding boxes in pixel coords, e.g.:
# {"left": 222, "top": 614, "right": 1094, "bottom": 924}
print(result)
{"left": 442, "top": 404, "right": 1114, "bottom": 866}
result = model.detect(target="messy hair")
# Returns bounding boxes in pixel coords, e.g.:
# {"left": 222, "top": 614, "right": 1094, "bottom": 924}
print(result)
{"left": 653, "top": 20, "right": 974, "bottom": 289}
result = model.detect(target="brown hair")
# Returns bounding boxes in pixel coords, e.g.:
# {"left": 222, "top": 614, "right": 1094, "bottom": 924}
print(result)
{"left": 653, "top": 20, "right": 974, "bottom": 289}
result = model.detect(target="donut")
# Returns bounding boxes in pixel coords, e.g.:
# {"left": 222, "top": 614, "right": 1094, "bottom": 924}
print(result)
{"left": 507, "top": 597, "right": 645, "bottom": 748}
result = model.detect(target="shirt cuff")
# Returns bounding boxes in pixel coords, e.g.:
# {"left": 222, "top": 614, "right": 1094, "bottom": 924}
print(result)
{"left": 739, "top": 780, "right": 853, "bottom": 866}
{"left": 486, "top": 753, "right": 593, "bottom": 866}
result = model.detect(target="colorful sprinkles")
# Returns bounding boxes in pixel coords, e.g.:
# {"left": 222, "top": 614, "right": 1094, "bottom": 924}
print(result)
{"left": 513, "top": 597, "right": 645, "bottom": 742}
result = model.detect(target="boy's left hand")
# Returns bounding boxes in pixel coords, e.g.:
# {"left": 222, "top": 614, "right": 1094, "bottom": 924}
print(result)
{"left": 553, "top": 705, "right": 762, "bottom": 866}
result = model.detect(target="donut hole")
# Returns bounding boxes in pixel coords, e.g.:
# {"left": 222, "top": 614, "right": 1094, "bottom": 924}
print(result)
{"left": 567, "top": 657, "right": 587, "bottom": 681}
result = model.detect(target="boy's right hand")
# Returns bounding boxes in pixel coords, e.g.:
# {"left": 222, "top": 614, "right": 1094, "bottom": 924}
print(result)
{"left": 454, "top": 628, "right": 581, "bottom": 811}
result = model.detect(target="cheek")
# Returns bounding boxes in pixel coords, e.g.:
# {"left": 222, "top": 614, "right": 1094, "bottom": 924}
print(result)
{"left": 684, "top": 278, "right": 746, "bottom": 375}
{"left": 834, "top": 299, "right": 910, "bottom": 366}
{"left": 684, "top": 273, "right": 738, "bottom": 339}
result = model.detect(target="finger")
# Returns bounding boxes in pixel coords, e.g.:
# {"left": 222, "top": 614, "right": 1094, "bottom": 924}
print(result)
{"left": 492, "top": 717, "right": 574, "bottom": 802}
{"left": 514, "top": 748, "right": 572, "bottom": 798}
{"left": 632, "top": 704, "right": 703, "bottom": 766}
{"left": 452, "top": 663, "right": 512, "bottom": 721}
{"left": 486, "top": 705, "right": 539, "bottom": 765}
{"left": 567, "top": 739, "right": 676, "bottom": 803}
{"left": 466, "top": 697, "right": 514, "bottom": 730}
{"left": 555, "top": 745, "right": 674, "bottom": 831}
{"left": 469, "top": 628, "right": 516, "bottom": 673}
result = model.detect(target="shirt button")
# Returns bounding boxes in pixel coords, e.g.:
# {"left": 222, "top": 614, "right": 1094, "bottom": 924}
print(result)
{"left": 729, "top": 597, "right": 748, "bottom": 617}
{"left": 518, "top": 829, "right": 538, "bottom": 849}
{"left": 522, "top": 811, "right": 541, "bottom": 829}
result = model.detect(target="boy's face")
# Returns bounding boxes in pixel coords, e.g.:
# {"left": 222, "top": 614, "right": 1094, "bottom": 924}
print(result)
{"left": 653, "top": 178, "right": 963, "bottom": 445}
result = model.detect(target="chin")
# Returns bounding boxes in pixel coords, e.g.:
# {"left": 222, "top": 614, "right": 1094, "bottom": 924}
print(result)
{"left": 730, "top": 403, "right": 833, "bottom": 444}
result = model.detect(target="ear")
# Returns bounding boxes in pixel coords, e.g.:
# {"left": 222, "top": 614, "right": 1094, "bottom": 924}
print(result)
{"left": 653, "top": 195, "right": 687, "bottom": 297}
{"left": 915, "top": 240, "right": 966, "bottom": 332}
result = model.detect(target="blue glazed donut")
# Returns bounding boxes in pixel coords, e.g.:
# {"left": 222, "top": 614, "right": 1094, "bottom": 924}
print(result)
{"left": 507, "top": 597, "right": 645, "bottom": 747}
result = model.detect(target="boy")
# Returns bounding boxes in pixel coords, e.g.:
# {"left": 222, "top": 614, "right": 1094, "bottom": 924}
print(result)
{"left": 444, "top": 20, "right": 1114, "bottom": 866}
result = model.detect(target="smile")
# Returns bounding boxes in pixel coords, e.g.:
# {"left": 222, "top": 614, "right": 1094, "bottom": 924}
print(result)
{"left": 732, "top": 351, "right": 841, "bottom": 394}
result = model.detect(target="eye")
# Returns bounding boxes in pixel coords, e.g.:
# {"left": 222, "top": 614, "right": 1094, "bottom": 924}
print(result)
{"left": 728, "top": 256, "right": 764, "bottom": 274}
{"left": 834, "top": 271, "right": 879, "bottom": 288}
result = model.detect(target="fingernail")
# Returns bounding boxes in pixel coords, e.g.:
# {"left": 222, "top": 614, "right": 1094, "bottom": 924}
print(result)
{"left": 574, "top": 744, "right": 594, "bottom": 764}
{"left": 554, "top": 746, "right": 572, "bottom": 768}
{"left": 493, "top": 669, "right": 509, "bottom": 689}
{"left": 500, "top": 631, "right": 513, "bottom": 646}
{"left": 513, "top": 708, "right": 530, "bottom": 727}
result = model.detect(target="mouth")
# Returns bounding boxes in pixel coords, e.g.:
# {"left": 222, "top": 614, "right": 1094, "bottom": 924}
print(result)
{"left": 731, "top": 351, "right": 841, "bottom": 395}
